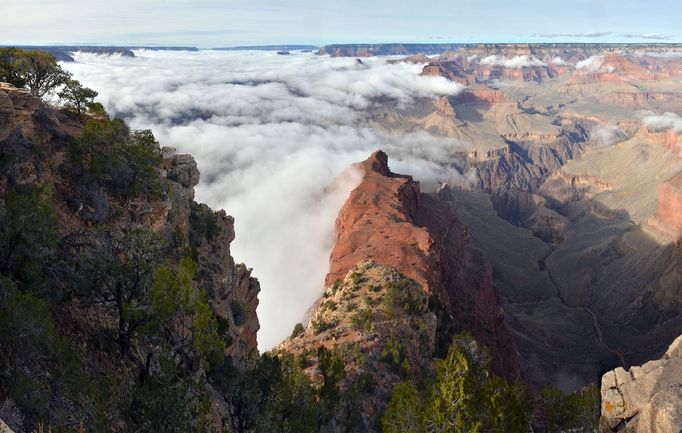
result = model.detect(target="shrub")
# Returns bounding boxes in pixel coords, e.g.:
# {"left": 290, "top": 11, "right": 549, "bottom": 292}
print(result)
{"left": 322, "top": 299, "right": 337, "bottom": 311}
{"left": 311, "top": 317, "right": 335, "bottom": 334}
{"left": 539, "top": 384, "right": 600, "bottom": 433}
{"left": 351, "top": 308, "right": 373, "bottom": 331}
{"left": 0, "top": 185, "right": 59, "bottom": 294}
{"left": 290, "top": 322, "right": 305, "bottom": 339}
{"left": 382, "top": 336, "right": 530, "bottom": 433}
{"left": 350, "top": 271, "right": 362, "bottom": 286}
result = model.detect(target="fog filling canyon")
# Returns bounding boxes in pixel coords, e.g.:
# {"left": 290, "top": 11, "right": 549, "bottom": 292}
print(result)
{"left": 62, "top": 50, "right": 466, "bottom": 349}
{"left": 61, "top": 47, "right": 682, "bottom": 390}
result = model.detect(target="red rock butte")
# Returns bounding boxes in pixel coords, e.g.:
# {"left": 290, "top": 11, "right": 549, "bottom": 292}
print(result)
{"left": 325, "top": 150, "right": 521, "bottom": 380}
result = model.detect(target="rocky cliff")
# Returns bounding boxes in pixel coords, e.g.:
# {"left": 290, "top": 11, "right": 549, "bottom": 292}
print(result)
{"left": 325, "top": 151, "right": 520, "bottom": 380}
{"left": 0, "top": 82, "right": 260, "bottom": 431}
{"left": 601, "top": 335, "right": 682, "bottom": 433}
{"left": 656, "top": 172, "right": 682, "bottom": 235}
{"left": 0, "top": 82, "right": 260, "bottom": 357}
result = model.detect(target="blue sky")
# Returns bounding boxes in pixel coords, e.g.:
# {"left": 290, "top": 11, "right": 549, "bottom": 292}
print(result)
{"left": 1, "top": 0, "right": 680, "bottom": 47}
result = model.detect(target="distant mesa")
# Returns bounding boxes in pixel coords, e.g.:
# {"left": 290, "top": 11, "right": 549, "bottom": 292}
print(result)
{"left": 1, "top": 45, "right": 199, "bottom": 62}
{"left": 317, "top": 42, "right": 682, "bottom": 57}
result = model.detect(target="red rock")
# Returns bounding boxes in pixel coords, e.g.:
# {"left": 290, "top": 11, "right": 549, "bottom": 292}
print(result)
{"left": 325, "top": 151, "right": 521, "bottom": 380}
{"left": 656, "top": 172, "right": 682, "bottom": 232}
{"left": 454, "top": 87, "right": 511, "bottom": 104}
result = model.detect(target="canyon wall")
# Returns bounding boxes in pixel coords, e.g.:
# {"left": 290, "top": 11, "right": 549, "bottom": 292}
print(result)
{"left": 325, "top": 150, "right": 521, "bottom": 380}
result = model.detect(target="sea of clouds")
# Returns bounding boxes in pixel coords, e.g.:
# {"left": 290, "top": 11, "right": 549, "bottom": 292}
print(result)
{"left": 63, "top": 50, "right": 465, "bottom": 349}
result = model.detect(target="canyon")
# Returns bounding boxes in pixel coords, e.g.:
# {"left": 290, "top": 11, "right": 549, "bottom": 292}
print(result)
{"left": 2, "top": 42, "right": 682, "bottom": 432}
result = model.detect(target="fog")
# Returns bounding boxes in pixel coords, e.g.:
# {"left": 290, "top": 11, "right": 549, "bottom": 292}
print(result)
{"left": 62, "top": 50, "right": 465, "bottom": 349}
{"left": 641, "top": 111, "right": 682, "bottom": 133}
{"left": 480, "top": 55, "right": 547, "bottom": 68}
{"left": 576, "top": 55, "right": 605, "bottom": 71}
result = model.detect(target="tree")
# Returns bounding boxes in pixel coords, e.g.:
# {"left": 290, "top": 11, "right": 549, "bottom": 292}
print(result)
{"left": 67, "top": 118, "right": 163, "bottom": 199}
{"left": 14, "top": 50, "right": 69, "bottom": 98}
{"left": 148, "top": 257, "right": 225, "bottom": 372}
{"left": 0, "top": 47, "right": 27, "bottom": 88}
{"left": 382, "top": 336, "right": 530, "bottom": 433}
{"left": 382, "top": 383, "right": 422, "bottom": 433}
{"left": 58, "top": 79, "right": 98, "bottom": 115}
{"left": 0, "top": 185, "right": 59, "bottom": 294}
{"left": 67, "top": 228, "right": 162, "bottom": 371}
{"left": 423, "top": 344, "right": 482, "bottom": 433}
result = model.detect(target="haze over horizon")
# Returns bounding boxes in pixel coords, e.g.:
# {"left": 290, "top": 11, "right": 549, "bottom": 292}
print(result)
{"left": 1, "top": 0, "right": 682, "bottom": 47}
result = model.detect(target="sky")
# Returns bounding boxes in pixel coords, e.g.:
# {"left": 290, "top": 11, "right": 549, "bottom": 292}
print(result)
{"left": 1, "top": 0, "right": 682, "bottom": 47}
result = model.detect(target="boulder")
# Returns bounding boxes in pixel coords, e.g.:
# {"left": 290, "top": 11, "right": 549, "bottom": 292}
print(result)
{"left": 164, "top": 153, "right": 200, "bottom": 200}
{"left": 601, "top": 335, "right": 682, "bottom": 432}
{"left": 0, "top": 418, "right": 15, "bottom": 433}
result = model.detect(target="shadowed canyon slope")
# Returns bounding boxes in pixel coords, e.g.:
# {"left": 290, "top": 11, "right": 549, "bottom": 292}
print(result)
{"left": 349, "top": 46, "right": 682, "bottom": 391}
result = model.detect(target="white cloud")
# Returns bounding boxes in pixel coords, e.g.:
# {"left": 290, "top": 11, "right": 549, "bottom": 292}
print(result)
{"left": 575, "top": 55, "right": 605, "bottom": 72}
{"left": 537, "top": 32, "right": 612, "bottom": 38}
{"left": 551, "top": 56, "right": 569, "bottom": 66}
{"left": 63, "top": 50, "right": 466, "bottom": 350}
{"left": 481, "top": 55, "right": 547, "bottom": 69}
{"left": 622, "top": 32, "right": 670, "bottom": 40}
{"left": 591, "top": 124, "right": 622, "bottom": 147}
{"left": 641, "top": 111, "right": 682, "bottom": 133}
{"left": 480, "top": 55, "right": 547, "bottom": 68}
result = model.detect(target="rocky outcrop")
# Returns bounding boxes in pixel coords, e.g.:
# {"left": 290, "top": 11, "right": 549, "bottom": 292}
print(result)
{"left": 325, "top": 151, "right": 520, "bottom": 380}
{"left": 277, "top": 261, "right": 441, "bottom": 431}
{"left": 600, "top": 335, "right": 682, "bottom": 433}
{"left": 164, "top": 153, "right": 200, "bottom": 200}
{"left": 655, "top": 172, "right": 682, "bottom": 235}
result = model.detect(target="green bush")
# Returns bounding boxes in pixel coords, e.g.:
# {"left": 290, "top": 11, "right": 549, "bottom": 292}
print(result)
{"left": 351, "top": 308, "right": 373, "bottom": 331}
{"left": 0, "top": 185, "right": 59, "bottom": 294}
{"left": 68, "top": 118, "right": 162, "bottom": 200}
{"left": 290, "top": 322, "right": 305, "bottom": 339}
{"left": 311, "top": 317, "right": 335, "bottom": 334}
{"left": 381, "top": 336, "right": 530, "bottom": 433}
{"left": 539, "top": 384, "right": 600, "bottom": 433}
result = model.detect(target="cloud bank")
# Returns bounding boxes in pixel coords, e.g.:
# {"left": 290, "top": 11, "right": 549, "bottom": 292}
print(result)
{"left": 63, "top": 50, "right": 465, "bottom": 350}
{"left": 576, "top": 55, "right": 605, "bottom": 72}
{"left": 641, "top": 111, "right": 682, "bottom": 133}
{"left": 480, "top": 55, "right": 547, "bottom": 68}
{"left": 537, "top": 32, "right": 612, "bottom": 38}
{"left": 591, "top": 124, "right": 623, "bottom": 147}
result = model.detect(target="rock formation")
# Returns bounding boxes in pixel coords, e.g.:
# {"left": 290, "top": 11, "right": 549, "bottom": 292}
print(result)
{"left": 325, "top": 150, "right": 520, "bottom": 380}
{"left": 601, "top": 335, "right": 682, "bottom": 433}
{"left": 655, "top": 172, "right": 682, "bottom": 236}
{"left": 277, "top": 261, "right": 440, "bottom": 429}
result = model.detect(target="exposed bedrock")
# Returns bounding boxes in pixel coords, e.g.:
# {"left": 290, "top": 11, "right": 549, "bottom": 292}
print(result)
{"left": 326, "top": 150, "right": 521, "bottom": 380}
